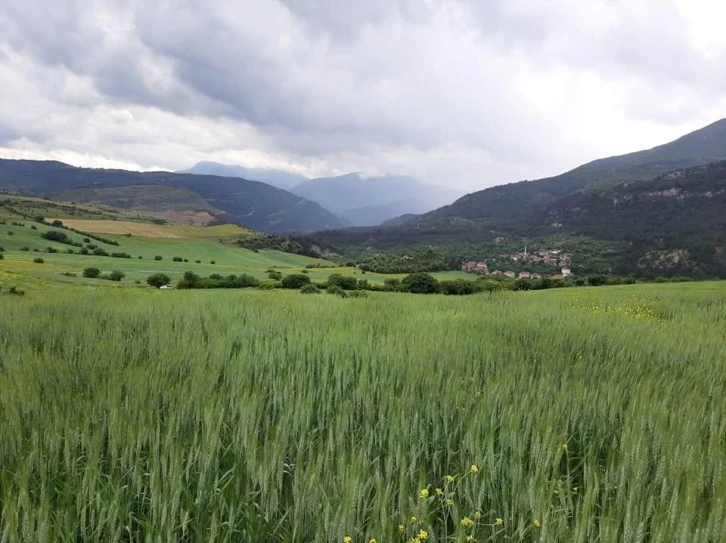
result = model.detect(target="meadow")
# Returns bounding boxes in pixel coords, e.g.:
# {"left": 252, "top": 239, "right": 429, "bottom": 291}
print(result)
{"left": 0, "top": 281, "right": 725, "bottom": 542}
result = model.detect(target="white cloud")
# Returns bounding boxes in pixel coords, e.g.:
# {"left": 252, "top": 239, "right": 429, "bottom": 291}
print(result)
{"left": 0, "top": 0, "right": 724, "bottom": 191}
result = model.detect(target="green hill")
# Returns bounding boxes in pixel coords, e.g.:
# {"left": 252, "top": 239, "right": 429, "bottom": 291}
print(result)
{"left": 305, "top": 120, "right": 726, "bottom": 278}
{"left": 57, "top": 185, "right": 216, "bottom": 213}
{"left": 0, "top": 160, "right": 345, "bottom": 233}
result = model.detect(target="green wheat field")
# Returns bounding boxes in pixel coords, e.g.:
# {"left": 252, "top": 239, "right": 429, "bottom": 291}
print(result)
{"left": 1, "top": 282, "right": 725, "bottom": 542}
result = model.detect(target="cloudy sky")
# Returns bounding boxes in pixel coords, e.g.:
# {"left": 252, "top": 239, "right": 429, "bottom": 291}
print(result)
{"left": 1, "top": 0, "right": 725, "bottom": 191}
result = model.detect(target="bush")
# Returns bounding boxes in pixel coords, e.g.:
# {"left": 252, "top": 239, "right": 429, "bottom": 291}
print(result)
{"left": 440, "top": 279, "right": 479, "bottom": 295}
{"left": 210, "top": 260, "right": 216, "bottom": 265}
{"left": 327, "top": 273, "right": 359, "bottom": 290}
{"left": 300, "top": 284, "right": 321, "bottom": 294}
{"left": 281, "top": 274, "right": 311, "bottom": 289}
{"left": 0, "top": 253, "right": 3, "bottom": 260}
{"left": 383, "top": 278, "right": 402, "bottom": 291}
{"left": 110, "top": 252, "right": 131, "bottom": 259}
{"left": 108, "top": 270, "right": 125, "bottom": 282}
{"left": 402, "top": 272, "right": 440, "bottom": 294}
{"left": 348, "top": 290, "right": 368, "bottom": 298}
{"left": 173, "top": 256, "right": 183, "bottom": 262}
{"left": 83, "top": 238, "right": 91, "bottom": 243}
{"left": 267, "top": 270, "right": 283, "bottom": 281}
{"left": 327, "top": 285, "right": 348, "bottom": 297}
{"left": 30, "top": 225, "right": 37, "bottom": 230}
{"left": 93, "top": 248, "right": 109, "bottom": 257}
{"left": 51, "top": 220, "right": 63, "bottom": 227}
{"left": 154, "top": 255, "right": 163, "bottom": 261}
{"left": 33, "top": 257, "right": 44, "bottom": 264}
{"left": 147, "top": 273, "right": 171, "bottom": 288}
{"left": 195, "top": 260, "right": 201, "bottom": 264}
{"left": 19, "top": 246, "right": 30, "bottom": 252}
{"left": 79, "top": 247, "right": 89, "bottom": 255}
{"left": 83, "top": 267, "right": 101, "bottom": 278}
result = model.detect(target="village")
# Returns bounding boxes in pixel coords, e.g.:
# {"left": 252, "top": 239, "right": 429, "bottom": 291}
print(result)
{"left": 461, "top": 248, "right": 573, "bottom": 280}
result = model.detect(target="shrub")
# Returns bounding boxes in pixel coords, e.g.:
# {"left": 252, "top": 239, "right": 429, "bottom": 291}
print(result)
{"left": 267, "top": 270, "right": 283, "bottom": 281}
{"left": 281, "top": 274, "right": 311, "bottom": 289}
{"left": 83, "top": 267, "right": 101, "bottom": 278}
{"left": 138, "top": 256, "right": 143, "bottom": 259}
{"left": 108, "top": 270, "right": 125, "bottom": 282}
{"left": 147, "top": 273, "right": 171, "bottom": 288}
{"left": 111, "top": 252, "right": 131, "bottom": 259}
{"left": 327, "top": 285, "right": 348, "bottom": 297}
{"left": 327, "top": 273, "right": 359, "bottom": 290}
{"left": 300, "top": 284, "right": 321, "bottom": 294}
{"left": 195, "top": 260, "right": 201, "bottom": 264}
{"left": 51, "top": 220, "right": 63, "bottom": 227}
{"left": 401, "top": 272, "right": 440, "bottom": 294}
{"left": 440, "top": 279, "right": 479, "bottom": 295}
{"left": 19, "top": 246, "right": 30, "bottom": 252}
{"left": 154, "top": 255, "right": 163, "bottom": 261}
{"left": 79, "top": 248, "right": 89, "bottom": 255}
{"left": 0, "top": 253, "right": 3, "bottom": 260}
{"left": 348, "top": 290, "right": 368, "bottom": 298}
{"left": 173, "top": 256, "right": 183, "bottom": 262}
{"left": 83, "top": 238, "right": 91, "bottom": 243}
{"left": 33, "top": 257, "right": 44, "bottom": 264}
{"left": 30, "top": 225, "right": 37, "bottom": 230}
{"left": 7, "top": 231, "right": 13, "bottom": 236}
{"left": 93, "top": 248, "right": 109, "bottom": 257}
{"left": 383, "top": 278, "right": 402, "bottom": 292}
{"left": 210, "top": 260, "right": 216, "bottom": 265}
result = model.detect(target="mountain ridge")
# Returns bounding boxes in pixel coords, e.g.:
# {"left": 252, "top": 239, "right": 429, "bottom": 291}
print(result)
{"left": 0, "top": 159, "right": 345, "bottom": 233}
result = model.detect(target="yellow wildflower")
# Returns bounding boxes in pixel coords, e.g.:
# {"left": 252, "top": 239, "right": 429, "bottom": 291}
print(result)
{"left": 410, "top": 516, "right": 418, "bottom": 524}
{"left": 435, "top": 487, "right": 444, "bottom": 496}
{"left": 419, "top": 488, "right": 429, "bottom": 499}
{"left": 466, "top": 536, "right": 475, "bottom": 542}
{"left": 343, "top": 537, "right": 352, "bottom": 543}
{"left": 398, "top": 524, "right": 405, "bottom": 533}
{"left": 533, "top": 519, "right": 541, "bottom": 528}
{"left": 470, "top": 465, "right": 479, "bottom": 474}
{"left": 461, "top": 517, "right": 474, "bottom": 528}
{"left": 474, "top": 511, "right": 482, "bottom": 520}
{"left": 495, "top": 518, "right": 503, "bottom": 526}
{"left": 369, "top": 539, "right": 377, "bottom": 543}
{"left": 562, "top": 444, "right": 568, "bottom": 452}
{"left": 445, "top": 475, "right": 455, "bottom": 483}
{"left": 445, "top": 499, "right": 454, "bottom": 506}
{"left": 417, "top": 530, "right": 429, "bottom": 540}
{"left": 572, "top": 487, "right": 578, "bottom": 492}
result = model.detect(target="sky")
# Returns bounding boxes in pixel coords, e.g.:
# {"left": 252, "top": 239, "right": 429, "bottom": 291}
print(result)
{"left": 1, "top": 0, "right": 725, "bottom": 191}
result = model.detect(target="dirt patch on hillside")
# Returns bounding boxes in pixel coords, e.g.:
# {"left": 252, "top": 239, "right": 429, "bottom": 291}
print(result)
{"left": 156, "top": 211, "right": 216, "bottom": 226}
{"left": 51, "top": 219, "right": 181, "bottom": 238}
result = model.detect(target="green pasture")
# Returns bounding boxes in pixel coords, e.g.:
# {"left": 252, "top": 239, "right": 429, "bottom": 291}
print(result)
{"left": 0, "top": 282, "right": 725, "bottom": 541}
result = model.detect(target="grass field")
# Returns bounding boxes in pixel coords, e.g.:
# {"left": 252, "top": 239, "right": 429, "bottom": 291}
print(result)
{"left": 0, "top": 281, "right": 724, "bottom": 542}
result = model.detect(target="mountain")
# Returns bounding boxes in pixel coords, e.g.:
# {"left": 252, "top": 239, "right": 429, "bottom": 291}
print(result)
{"left": 180, "top": 162, "right": 308, "bottom": 190}
{"left": 291, "top": 173, "right": 463, "bottom": 226}
{"left": 305, "top": 119, "right": 726, "bottom": 277}
{"left": 0, "top": 159, "right": 345, "bottom": 233}
{"left": 424, "top": 118, "right": 726, "bottom": 225}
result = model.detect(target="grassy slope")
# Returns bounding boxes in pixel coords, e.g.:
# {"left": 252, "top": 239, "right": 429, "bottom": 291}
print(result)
{"left": 0, "top": 282, "right": 724, "bottom": 541}
{"left": 0, "top": 218, "right": 467, "bottom": 288}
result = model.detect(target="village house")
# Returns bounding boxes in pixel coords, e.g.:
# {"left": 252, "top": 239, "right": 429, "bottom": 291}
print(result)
{"left": 462, "top": 261, "right": 489, "bottom": 274}
{"left": 518, "top": 271, "right": 531, "bottom": 279}
{"left": 561, "top": 267, "right": 572, "bottom": 277}
{"left": 504, "top": 271, "right": 516, "bottom": 279}
{"left": 491, "top": 270, "right": 503, "bottom": 276}
{"left": 531, "top": 273, "right": 542, "bottom": 279}
{"left": 551, "top": 274, "right": 565, "bottom": 280}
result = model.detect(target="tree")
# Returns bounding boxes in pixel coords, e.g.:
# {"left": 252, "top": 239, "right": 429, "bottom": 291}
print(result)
{"left": 281, "top": 273, "right": 311, "bottom": 289}
{"left": 147, "top": 273, "right": 171, "bottom": 288}
{"left": 83, "top": 267, "right": 101, "bottom": 278}
{"left": 402, "top": 273, "right": 440, "bottom": 294}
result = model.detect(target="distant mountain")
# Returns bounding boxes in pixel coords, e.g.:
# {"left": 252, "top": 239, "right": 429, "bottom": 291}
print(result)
{"left": 291, "top": 173, "right": 463, "bottom": 226}
{"left": 305, "top": 119, "right": 726, "bottom": 277}
{"left": 180, "top": 162, "right": 308, "bottom": 190}
{"left": 58, "top": 184, "right": 216, "bottom": 212}
{"left": 0, "top": 159, "right": 345, "bottom": 233}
